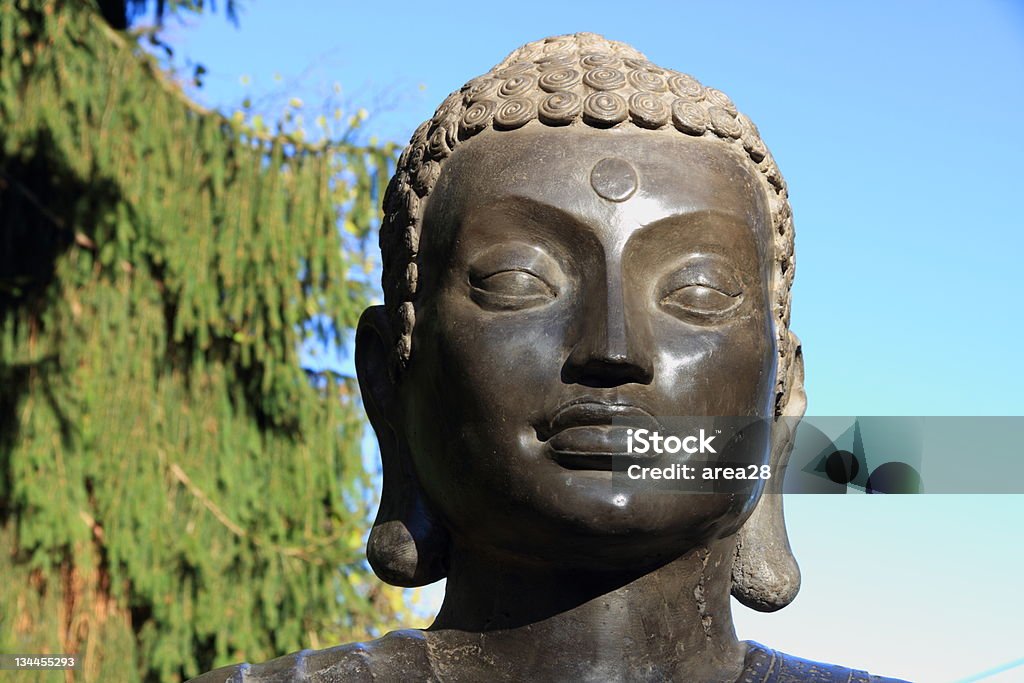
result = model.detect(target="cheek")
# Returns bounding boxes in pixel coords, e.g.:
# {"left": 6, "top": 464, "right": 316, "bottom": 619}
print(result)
{"left": 651, "top": 312, "right": 775, "bottom": 417}
{"left": 429, "top": 292, "right": 570, "bottom": 414}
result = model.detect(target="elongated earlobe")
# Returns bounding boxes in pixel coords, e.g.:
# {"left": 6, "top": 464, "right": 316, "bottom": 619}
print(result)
{"left": 365, "top": 437, "right": 449, "bottom": 587}
{"left": 732, "top": 335, "right": 805, "bottom": 611}
{"left": 356, "top": 306, "right": 448, "bottom": 587}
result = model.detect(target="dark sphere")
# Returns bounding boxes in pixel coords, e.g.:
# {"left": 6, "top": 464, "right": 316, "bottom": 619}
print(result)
{"left": 825, "top": 450, "right": 860, "bottom": 485}
{"left": 866, "top": 462, "right": 922, "bottom": 494}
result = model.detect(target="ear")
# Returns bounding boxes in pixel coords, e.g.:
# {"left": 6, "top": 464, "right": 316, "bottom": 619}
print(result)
{"left": 356, "top": 306, "right": 448, "bottom": 587}
{"left": 731, "top": 334, "right": 805, "bottom": 612}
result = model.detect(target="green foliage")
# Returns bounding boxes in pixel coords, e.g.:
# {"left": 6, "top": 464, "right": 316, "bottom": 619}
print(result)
{"left": 0, "top": 1, "right": 402, "bottom": 681}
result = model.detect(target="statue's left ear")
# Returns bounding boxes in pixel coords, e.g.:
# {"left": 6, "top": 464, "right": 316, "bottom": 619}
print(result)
{"left": 355, "top": 306, "right": 449, "bottom": 587}
{"left": 731, "top": 333, "right": 805, "bottom": 612}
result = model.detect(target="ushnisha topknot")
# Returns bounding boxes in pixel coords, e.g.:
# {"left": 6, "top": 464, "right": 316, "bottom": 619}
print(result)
{"left": 380, "top": 32, "right": 798, "bottom": 416}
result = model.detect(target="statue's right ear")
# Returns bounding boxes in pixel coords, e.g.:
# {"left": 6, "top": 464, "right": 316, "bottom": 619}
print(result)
{"left": 355, "top": 306, "right": 448, "bottom": 587}
{"left": 731, "top": 333, "right": 804, "bottom": 612}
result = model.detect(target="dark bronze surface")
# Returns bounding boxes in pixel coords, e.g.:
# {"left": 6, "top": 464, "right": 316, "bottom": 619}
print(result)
{"left": 190, "top": 33, "right": 910, "bottom": 682}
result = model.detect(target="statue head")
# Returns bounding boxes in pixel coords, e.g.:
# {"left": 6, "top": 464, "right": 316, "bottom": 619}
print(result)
{"left": 356, "top": 33, "right": 806, "bottom": 613}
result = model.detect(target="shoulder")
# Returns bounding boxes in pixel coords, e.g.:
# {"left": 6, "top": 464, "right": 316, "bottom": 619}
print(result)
{"left": 741, "top": 641, "right": 913, "bottom": 683}
{"left": 187, "top": 629, "right": 434, "bottom": 683}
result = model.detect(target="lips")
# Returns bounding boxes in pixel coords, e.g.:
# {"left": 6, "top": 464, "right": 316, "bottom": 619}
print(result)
{"left": 542, "top": 399, "right": 660, "bottom": 470}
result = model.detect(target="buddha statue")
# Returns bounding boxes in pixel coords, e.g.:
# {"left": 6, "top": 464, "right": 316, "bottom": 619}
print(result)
{"left": 191, "top": 33, "right": 909, "bottom": 682}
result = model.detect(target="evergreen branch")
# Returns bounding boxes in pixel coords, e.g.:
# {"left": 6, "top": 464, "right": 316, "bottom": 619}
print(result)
{"left": 169, "top": 462, "right": 345, "bottom": 565}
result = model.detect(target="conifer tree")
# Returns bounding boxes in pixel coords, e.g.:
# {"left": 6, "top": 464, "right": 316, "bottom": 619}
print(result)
{"left": 0, "top": 2, "right": 402, "bottom": 680}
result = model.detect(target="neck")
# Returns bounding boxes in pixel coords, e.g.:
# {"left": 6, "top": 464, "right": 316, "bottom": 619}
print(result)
{"left": 427, "top": 536, "right": 747, "bottom": 682}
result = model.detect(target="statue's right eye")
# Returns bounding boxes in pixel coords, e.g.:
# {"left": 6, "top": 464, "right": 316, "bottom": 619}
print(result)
{"left": 469, "top": 269, "right": 556, "bottom": 310}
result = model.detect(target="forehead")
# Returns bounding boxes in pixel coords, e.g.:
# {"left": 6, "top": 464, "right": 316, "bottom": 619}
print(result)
{"left": 423, "top": 125, "right": 771, "bottom": 256}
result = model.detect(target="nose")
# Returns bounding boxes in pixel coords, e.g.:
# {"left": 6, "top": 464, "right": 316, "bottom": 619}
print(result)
{"left": 563, "top": 267, "right": 654, "bottom": 387}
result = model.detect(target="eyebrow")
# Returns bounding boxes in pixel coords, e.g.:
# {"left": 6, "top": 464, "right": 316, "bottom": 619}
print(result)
{"left": 634, "top": 210, "right": 771, "bottom": 274}
{"left": 639, "top": 208, "right": 759, "bottom": 231}
{"left": 463, "top": 195, "right": 593, "bottom": 239}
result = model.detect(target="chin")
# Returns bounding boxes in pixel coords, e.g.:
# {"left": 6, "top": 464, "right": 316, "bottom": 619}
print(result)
{"left": 461, "top": 478, "right": 759, "bottom": 570}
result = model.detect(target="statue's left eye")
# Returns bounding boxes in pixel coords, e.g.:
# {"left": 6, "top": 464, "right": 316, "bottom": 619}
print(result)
{"left": 470, "top": 269, "right": 556, "bottom": 310}
{"left": 660, "top": 284, "right": 742, "bottom": 320}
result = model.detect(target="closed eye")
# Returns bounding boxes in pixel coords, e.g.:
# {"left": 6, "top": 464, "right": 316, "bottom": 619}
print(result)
{"left": 470, "top": 269, "right": 556, "bottom": 310}
{"left": 660, "top": 283, "right": 742, "bottom": 321}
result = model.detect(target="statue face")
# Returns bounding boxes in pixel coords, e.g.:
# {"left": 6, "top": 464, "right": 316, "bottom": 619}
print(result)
{"left": 399, "top": 126, "right": 777, "bottom": 569}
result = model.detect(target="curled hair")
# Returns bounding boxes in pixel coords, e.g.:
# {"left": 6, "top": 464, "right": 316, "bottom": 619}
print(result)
{"left": 380, "top": 33, "right": 798, "bottom": 414}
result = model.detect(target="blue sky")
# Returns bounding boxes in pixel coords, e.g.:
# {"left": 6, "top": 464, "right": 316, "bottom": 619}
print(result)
{"left": 156, "top": 2, "right": 1024, "bottom": 680}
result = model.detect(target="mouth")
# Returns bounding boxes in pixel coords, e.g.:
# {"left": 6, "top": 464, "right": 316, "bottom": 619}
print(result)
{"left": 541, "top": 399, "right": 661, "bottom": 471}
